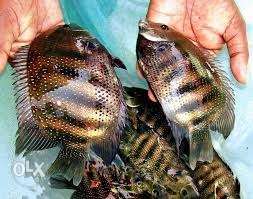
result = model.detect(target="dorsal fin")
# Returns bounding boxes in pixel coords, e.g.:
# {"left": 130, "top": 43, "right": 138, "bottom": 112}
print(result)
{"left": 9, "top": 45, "right": 58, "bottom": 156}
{"left": 113, "top": 57, "right": 127, "bottom": 70}
{"left": 205, "top": 56, "right": 235, "bottom": 137}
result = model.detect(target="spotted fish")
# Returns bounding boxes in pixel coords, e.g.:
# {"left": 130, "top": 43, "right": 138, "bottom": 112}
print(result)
{"left": 50, "top": 161, "right": 115, "bottom": 199}
{"left": 136, "top": 20, "right": 235, "bottom": 169}
{"left": 50, "top": 159, "right": 156, "bottom": 199}
{"left": 9, "top": 24, "right": 127, "bottom": 185}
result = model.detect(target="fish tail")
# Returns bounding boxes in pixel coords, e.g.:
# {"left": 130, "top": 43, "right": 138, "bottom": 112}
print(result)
{"left": 49, "top": 176, "right": 76, "bottom": 190}
{"left": 47, "top": 147, "right": 86, "bottom": 186}
{"left": 189, "top": 127, "right": 213, "bottom": 170}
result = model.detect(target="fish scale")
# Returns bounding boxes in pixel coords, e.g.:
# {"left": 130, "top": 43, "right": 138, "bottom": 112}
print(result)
{"left": 9, "top": 24, "right": 127, "bottom": 186}
{"left": 121, "top": 91, "right": 199, "bottom": 198}
{"left": 136, "top": 20, "right": 235, "bottom": 169}
{"left": 48, "top": 87, "right": 239, "bottom": 199}
{"left": 123, "top": 87, "right": 239, "bottom": 199}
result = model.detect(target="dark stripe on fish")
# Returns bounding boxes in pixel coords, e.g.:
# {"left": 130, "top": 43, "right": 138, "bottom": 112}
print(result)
{"left": 191, "top": 114, "right": 209, "bottom": 126}
{"left": 178, "top": 76, "right": 212, "bottom": 95}
{"left": 202, "top": 86, "right": 219, "bottom": 104}
{"left": 164, "top": 66, "right": 184, "bottom": 82}
{"left": 132, "top": 135, "right": 150, "bottom": 157}
{"left": 135, "top": 134, "right": 153, "bottom": 160}
{"left": 54, "top": 64, "right": 80, "bottom": 79}
{"left": 143, "top": 137, "right": 158, "bottom": 161}
{"left": 46, "top": 49, "right": 86, "bottom": 60}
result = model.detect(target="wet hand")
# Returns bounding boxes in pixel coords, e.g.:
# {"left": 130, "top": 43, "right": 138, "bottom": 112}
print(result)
{"left": 0, "top": 0, "right": 63, "bottom": 73}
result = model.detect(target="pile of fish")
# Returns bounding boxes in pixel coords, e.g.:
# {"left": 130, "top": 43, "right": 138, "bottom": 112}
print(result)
{"left": 9, "top": 21, "right": 239, "bottom": 198}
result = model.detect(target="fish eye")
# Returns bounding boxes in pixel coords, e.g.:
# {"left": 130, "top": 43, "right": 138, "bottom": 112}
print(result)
{"left": 157, "top": 43, "right": 169, "bottom": 52}
{"left": 86, "top": 41, "right": 97, "bottom": 50}
{"left": 152, "top": 189, "right": 159, "bottom": 196}
{"left": 180, "top": 188, "right": 188, "bottom": 197}
{"left": 81, "top": 40, "right": 98, "bottom": 52}
{"left": 160, "top": 24, "right": 169, "bottom": 30}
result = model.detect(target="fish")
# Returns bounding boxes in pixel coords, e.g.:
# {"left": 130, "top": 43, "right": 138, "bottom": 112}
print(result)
{"left": 120, "top": 87, "right": 199, "bottom": 199}
{"left": 136, "top": 19, "right": 235, "bottom": 169}
{"left": 125, "top": 87, "right": 240, "bottom": 199}
{"left": 50, "top": 161, "right": 116, "bottom": 199}
{"left": 9, "top": 24, "right": 127, "bottom": 185}
{"left": 49, "top": 159, "right": 158, "bottom": 199}
{"left": 191, "top": 155, "right": 240, "bottom": 199}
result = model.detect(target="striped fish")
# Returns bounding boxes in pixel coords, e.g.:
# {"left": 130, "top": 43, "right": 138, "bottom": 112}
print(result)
{"left": 121, "top": 88, "right": 199, "bottom": 199}
{"left": 136, "top": 20, "right": 235, "bottom": 169}
{"left": 9, "top": 24, "right": 127, "bottom": 185}
{"left": 192, "top": 155, "right": 240, "bottom": 199}
{"left": 124, "top": 87, "right": 239, "bottom": 199}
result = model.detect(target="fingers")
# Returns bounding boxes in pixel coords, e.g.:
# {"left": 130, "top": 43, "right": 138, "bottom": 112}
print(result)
{"left": 148, "top": 89, "right": 157, "bottom": 102}
{"left": 136, "top": 62, "right": 144, "bottom": 79}
{"left": 0, "top": 7, "right": 19, "bottom": 73}
{"left": 136, "top": 62, "right": 157, "bottom": 102}
{"left": 223, "top": 13, "right": 249, "bottom": 84}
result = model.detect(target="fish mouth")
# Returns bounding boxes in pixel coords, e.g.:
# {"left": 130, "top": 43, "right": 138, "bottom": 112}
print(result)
{"left": 138, "top": 19, "right": 149, "bottom": 30}
{"left": 138, "top": 19, "right": 167, "bottom": 42}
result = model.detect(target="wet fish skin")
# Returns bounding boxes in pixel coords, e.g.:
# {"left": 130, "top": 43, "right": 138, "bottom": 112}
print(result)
{"left": 50, "top": 161, "right": 114, "bottom": 199}
{"left": 50, "top": 160, "right": 152, "bottom": 199}
{"left": 191, "top": 155, "right": 240, "bottom": 199}
{"left": 121, "top": 88, "right": 199, "bottom": 199}
{"left": 136, "top": 20, "right": 235, "bottom": 169}
{"left": 10, "top": 24, "right": 127, "bottom": 185}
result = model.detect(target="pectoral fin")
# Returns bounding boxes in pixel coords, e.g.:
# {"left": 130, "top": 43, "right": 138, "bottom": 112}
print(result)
{"left": 113, "top": 57, "right": 127, "bottom": 70}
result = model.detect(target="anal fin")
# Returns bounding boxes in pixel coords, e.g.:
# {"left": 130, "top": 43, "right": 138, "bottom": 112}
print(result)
{"left": 168, "top": 120, "right": 187, "bottom": 152}
{"left": 189, "top": 127, "right": 213, "bottom": 170}
{"left": 47, "top": 145, "right": 88, "bottom": 186}
{"left": 91, "top": 134, "right": 120, "bottom": 165}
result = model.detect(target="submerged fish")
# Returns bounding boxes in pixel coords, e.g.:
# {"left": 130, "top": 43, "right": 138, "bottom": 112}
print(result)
{"left": 49, "top": 87, "right": 239, "bottom": 199}
{"left": 50, "top": 161, "right": 116, "bottom": 199}
{"left": 126, "top": 87, "right": 240, "bottom": 199}
{"left": 50, "top": 159, "right": 159, "bottom": 199}
{"left": 121, "top": 88, "right": 199, "bottom": 199}
{"left": 192, "top": 155, "right": 240, "bottom": 199}
{"left": 10, "top": 24, "right": 127, "bottom": 185}
{"left": 136, "top": 20, "right": 235, "bottom": 169}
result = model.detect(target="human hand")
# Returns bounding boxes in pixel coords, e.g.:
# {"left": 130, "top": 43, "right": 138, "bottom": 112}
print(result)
{"left": 141, "top": 0, "right": 249, "bottom": 101}
{"left": 0, "top": 0, "right": 63, "bottom": 73}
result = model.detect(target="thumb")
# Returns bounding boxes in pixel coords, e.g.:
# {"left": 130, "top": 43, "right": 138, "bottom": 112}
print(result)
{"left": 0, "top": 50, "right": 8, "bottom": 73}
{"left": 223, "top": 14, "right": 249, "bottom": 84}
{"left": 0, "top": 5, "right": 21, "bottom": 74}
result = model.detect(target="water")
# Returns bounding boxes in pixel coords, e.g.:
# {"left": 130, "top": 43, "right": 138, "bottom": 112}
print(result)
{"left": 0, "top": 0, "right": 252, "bottom": 198}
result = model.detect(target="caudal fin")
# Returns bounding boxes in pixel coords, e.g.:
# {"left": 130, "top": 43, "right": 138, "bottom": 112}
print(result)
{"left": 47, "top": 148, "right": 86, "bottom": 186}
{"left": 49, "top": 176, "right": 76, "bottom": 190}
{"left": 189, "top": 127, "right": 213, "bottom": 169}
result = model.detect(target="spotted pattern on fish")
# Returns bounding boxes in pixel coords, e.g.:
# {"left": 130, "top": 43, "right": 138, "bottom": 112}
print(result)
{"left": 10, "top": 24, "right": 127, "bottom": 185}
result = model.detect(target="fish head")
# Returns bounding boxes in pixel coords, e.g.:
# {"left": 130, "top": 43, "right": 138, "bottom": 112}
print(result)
{"left": 39, "top": 24, "right": 112, "bottom": 71}
{"left": 169, "top": 171, "right": 199, "bottom": 198}
{"left": 136, "top": 19, "right": 184, "bottom": 74}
